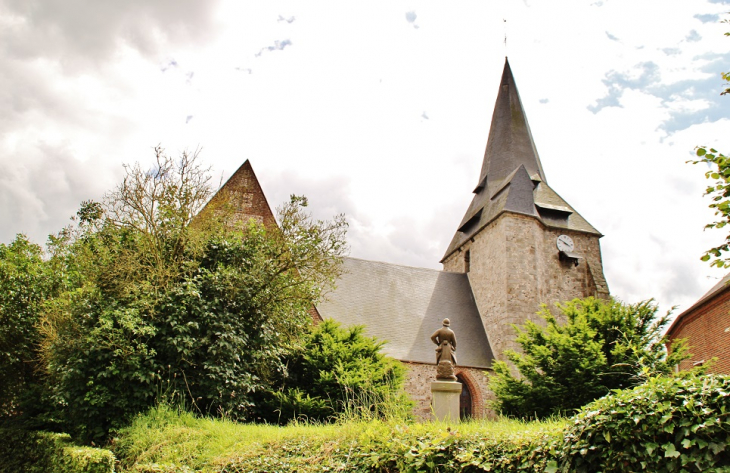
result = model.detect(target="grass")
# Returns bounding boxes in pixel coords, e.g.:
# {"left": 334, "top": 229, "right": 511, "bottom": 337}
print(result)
{"left": 111, "top": 404, "right": 568, "bottom": 472}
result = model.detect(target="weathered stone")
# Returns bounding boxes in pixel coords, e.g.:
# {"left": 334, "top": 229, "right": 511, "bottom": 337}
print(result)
{"left": 403, "top": 362, "right": 492, "bottom": 421}
{"left": 443, "top": 212, "right": 608, "bottom": 363}
{"left": 436, "top": 360, "right": 457, "bottom": 381}
{"left": 431, "top": 381, "right": 462, "bottom": 422}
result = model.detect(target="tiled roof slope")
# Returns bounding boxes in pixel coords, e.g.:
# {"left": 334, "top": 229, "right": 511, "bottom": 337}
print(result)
{"left": 441, "top": 59, "right": 601, "bottom": 262}
{"left": 667, "top": 272, "right": 730, "bottom": 336}
{"left": 476, "top": 58, "right": 546, "bottom": 192}
{"left": 316, "top": 257, "right": 494, "bottom": 368}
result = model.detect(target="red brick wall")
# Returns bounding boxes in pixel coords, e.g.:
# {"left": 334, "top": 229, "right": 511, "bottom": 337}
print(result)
{"left": 202, "top": 160, "right": 277, "bottom": 230}
{"left": 668, "top": 289, "right": 730, "bottom": 374}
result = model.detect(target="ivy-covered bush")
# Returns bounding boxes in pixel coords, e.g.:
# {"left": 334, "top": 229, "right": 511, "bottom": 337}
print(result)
{"left": 559, "top": 375, "right": 730, "bottom": 472}
{"left": 0, "top": 429, "right": 115, "bottom": 473}
{"left": 334, "top": 426, "right": 563, "bottom": 472}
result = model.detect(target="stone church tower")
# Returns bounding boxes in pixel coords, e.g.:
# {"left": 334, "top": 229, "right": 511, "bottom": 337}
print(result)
{"left": 441, "top": 59, "right": 609, "bottom": 361}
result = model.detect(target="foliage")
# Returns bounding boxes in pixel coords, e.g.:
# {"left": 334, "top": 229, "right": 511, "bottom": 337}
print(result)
{"left": 0, "top": 429, "right": 115, "bottom": 473}
{"left": 560, "top": 375, "right": 730, "bottom": 472}
{"left": 114, "top": 375, "right": 730, "bottom": 472}
{"left": 690, "top": 146, "right": 730, "bottom": 268}
{"left": 257, "top": 319, "right": 410, "bottom": 423}
{"left": 490, "top": 297, "right": 690, "bottom": 418}
{"left": 723, "top": 19, "right": 729, "bottom": 96}
{"left": 691, "top": 18, "right": 730, "bottom": 266}
{"left": 152, "top": 220, "right": 333, "bottom": 418}
{"left": 101, "top": 146, "right": 214, "bottom": 293}
{"left": 113, "top": 403, "right": 566, "bottom": 472}
{"left": 35, "top": 148, "right": 348, "bottom": 442}
{"left": 0, "top": 235, "right": 59, "bottom": 423}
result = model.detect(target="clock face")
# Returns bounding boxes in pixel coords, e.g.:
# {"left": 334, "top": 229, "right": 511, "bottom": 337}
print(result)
{"left": 557, "top": 234, "right": 574, "bottom": 253}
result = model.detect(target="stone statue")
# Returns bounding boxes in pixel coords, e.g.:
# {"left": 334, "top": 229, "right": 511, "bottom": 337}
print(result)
{"left": 431, "top": 318, "right": 457, "bottom": 381}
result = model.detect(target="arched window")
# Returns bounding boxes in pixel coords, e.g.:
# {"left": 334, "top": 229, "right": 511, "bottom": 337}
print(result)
{"left": 456, "top": 374, "right": 472, "bottom": 419}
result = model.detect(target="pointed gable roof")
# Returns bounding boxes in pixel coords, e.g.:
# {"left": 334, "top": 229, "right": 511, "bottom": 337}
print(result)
{"left": 441, "top": 59, "right": 601, "bottom": 262}
{"left": 476, "top": 58, "right": 546, "bottom": 194}
{"left": 201, "top": 160, "right": 277, "bottom": 229}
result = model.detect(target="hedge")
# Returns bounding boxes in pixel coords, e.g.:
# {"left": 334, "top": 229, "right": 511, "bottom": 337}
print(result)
{"left": 0, "top": 429, "right": 116, "bottom": 473}
{"left": 206, "top": 376, "right": 730, "bottom": 472}
{"left": 559, "top": 375, "right": 730, "bottom": 472}
{"left": 10, "top": 375, "right": 730, "bottom": 472}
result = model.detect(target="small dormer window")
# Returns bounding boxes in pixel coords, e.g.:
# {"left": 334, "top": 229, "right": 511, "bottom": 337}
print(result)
{"left": 536, "top": 203, "right": 572, "bottom": 227}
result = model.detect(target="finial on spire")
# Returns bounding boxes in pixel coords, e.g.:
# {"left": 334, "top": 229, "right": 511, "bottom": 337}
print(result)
{"left": 503, "top": 18, "right": 507, "bottom": 52}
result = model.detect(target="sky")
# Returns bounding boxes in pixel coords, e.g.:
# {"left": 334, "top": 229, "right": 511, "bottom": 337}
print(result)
{"left": 1, "top": 0, "right": 730, "bottom": 318}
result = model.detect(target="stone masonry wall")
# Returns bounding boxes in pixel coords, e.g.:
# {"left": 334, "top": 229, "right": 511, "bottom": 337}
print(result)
{"left": 669, "top": 289, "right": 730, "bottom": 375}
{"left": 402, "top": 361, "right": 494, "bottom": 421}
{"left": 443, "top": 212, "right": 608, "bottom": 362}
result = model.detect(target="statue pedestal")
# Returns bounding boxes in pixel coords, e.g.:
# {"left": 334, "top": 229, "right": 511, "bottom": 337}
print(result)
{"left": 431, "top": 380, "right": 462, "bottom": 422}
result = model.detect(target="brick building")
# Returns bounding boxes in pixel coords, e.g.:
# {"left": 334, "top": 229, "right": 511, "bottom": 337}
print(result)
{"left": 214, "top": 58, "right": 610, "bottom": 420}
{"left": 667, "top": 273, "right": 730, "bottom": 374}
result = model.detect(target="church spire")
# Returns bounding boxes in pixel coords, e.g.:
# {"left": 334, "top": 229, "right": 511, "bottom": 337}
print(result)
{"left": 474, "top": 58, "right": 546, "bottom": 194}
{"left": 441, "top": 58, "right": 601, "bottom": 263}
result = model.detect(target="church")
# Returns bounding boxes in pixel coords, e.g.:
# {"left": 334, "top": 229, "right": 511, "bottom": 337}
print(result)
{"left": 212, "top": 58, "right": 610, "bottom": 420}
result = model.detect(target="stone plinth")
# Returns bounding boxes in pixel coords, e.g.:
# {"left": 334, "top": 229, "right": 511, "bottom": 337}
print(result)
{"left": 431, "top": 381, "right": 462, "bottom": 422}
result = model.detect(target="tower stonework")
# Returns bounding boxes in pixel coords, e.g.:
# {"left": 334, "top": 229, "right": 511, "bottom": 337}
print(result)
{"left": 442, "top": 59, "right": 609, "bottom": 361}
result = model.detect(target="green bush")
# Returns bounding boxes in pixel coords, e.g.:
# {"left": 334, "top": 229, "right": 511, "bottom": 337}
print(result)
{"left": 559, "top": 375, "right": 730, "bottom": 472}
{"left": 0, "top": 235, "right": 58, "bottom": 422}
{"left": 0, "top": 429, "right": 115, "bottom": 473}
{"left": 329, "top": 424, "right": 563, "bottom": 472}
{"left": 491, "top": 298, "right": 689, "bottom": 418}
{"left": 257, "top": 320, "right": 410, "bottom": 423}
{"left": 35, "top": 151, "right": 347, "bottom": 443}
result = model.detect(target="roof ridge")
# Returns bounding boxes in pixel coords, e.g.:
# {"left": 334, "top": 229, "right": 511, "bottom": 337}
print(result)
{"left": 344, "top": 256, "right": 461, "bottom": 275}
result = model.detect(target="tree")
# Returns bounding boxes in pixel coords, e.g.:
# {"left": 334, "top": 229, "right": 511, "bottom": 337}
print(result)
{"left": 723, "top": 19, "right": 729, "bottom": 96}
{"left": 691, "top": 18, "right": 730, "bottom": 267}
{"left": 257, "top": 320, "right": 409, "bottom": 423}
{"left": 489, "top": 297, "right": 689, "bottom": 418}
{"left": 691, "top": 146, "right": 730, "bottom": 268}
{"left": 37, "top": 148, "right": 348, "bottom": 442}
{"left": 0, "top": 235, "right": 57, "bottom": 421}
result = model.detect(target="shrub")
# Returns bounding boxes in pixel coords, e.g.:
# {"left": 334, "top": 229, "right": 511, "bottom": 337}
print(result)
{"left": 0, "top": 235, "right": 57, "bottom": 421}
{"left": 36, "top": 150, "right": 347, "bottom": 442}
{"left": 0, "top": 429, "right": 115, "bottom": 473}
{"left": 490, "top": 297, "right": 689, "bottom": 418}
{"left": 258, "top": 320, "right": 410, "bottom": 423}
{"left": 559, "top": 375, "right": 730, "bottom": 472}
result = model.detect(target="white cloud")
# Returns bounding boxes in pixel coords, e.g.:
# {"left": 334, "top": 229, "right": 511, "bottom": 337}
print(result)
{"left": 1, "top": 0, "right": 729, "bottom": 320}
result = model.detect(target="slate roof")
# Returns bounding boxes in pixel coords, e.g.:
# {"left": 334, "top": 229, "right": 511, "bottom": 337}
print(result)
{"left": 316, "top": 257, "right": 494, "bottom": 368}
{"left": 441, "top": 58, "right": 601, "bottom": 262}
